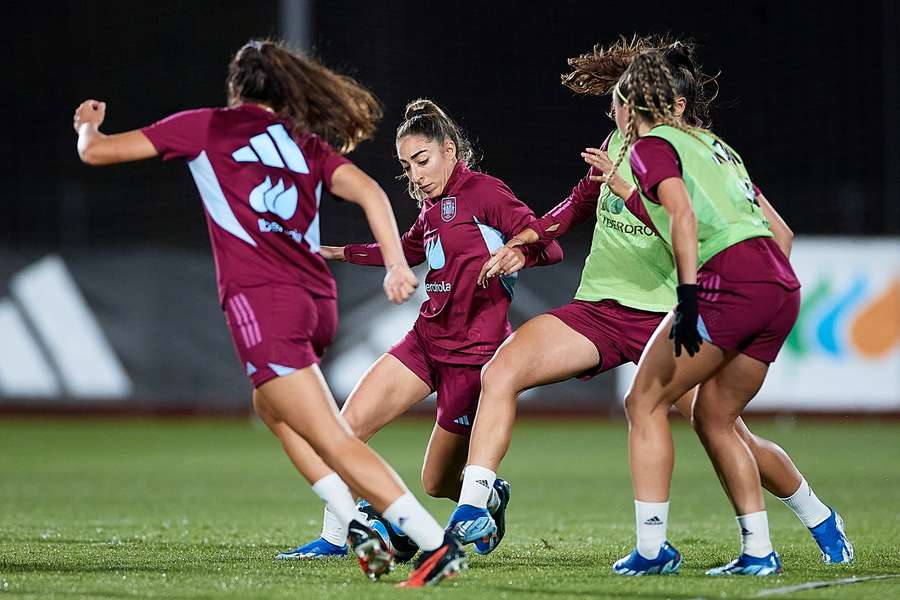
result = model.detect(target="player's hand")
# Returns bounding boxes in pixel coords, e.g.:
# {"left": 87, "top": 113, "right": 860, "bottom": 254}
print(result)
{"left": 383, "top": 263, "right": 418, "bottom": 304}
{"left": 318, "top": 245, "right": 346, "bottom": 261}
{"left": 73, "top": 99, "right": 107, "bottom": 134}
{"left": 582, "top": 147, "right": 635, "bottom": 200}
{"left": 478, "top": 238, "right": 527, "bottom": 288}
{"left": 669, "top": 284, "right": 703, "bottom": 357}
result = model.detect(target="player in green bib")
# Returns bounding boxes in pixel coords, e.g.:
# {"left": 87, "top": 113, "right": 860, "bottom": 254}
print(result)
{"left": 598, "top": 49, "right": 808, "bottom": 576}
{"left": 447, "top": 36, "right": 851, "bottom": 573}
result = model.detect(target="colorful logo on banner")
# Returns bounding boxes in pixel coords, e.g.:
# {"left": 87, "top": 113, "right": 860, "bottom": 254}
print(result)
{"left": 785, "top": 277, "right": 900, "bottom": 359}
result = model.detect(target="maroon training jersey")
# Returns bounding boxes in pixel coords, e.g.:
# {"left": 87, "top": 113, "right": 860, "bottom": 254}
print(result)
{"left": 142, "top": 104, "right": 349, "bottom": 303}
{"left": 344, "top": 162, "right": 563, "bottom": 364}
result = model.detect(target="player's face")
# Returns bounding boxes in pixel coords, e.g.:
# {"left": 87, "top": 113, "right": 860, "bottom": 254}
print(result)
{"left": 397, "top": 134, "right": 457, "bottom": 198}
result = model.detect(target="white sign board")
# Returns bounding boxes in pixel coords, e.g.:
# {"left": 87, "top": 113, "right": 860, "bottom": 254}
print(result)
{"left": 617, "top": 238, "right": 900, "bottom": 412}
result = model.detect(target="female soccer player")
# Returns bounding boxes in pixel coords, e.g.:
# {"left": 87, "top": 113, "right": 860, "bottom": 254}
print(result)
{"left": 72, "top": 39, "right": 465, "bottom": 586}
{"left": 448, "top": 37, "right": 851, "bottom": 573}
{"left": 280, "top": 99, "right": 561, "bottom": 564}
{"left": 602, "top": 49, "right": 806, "bottom": 575}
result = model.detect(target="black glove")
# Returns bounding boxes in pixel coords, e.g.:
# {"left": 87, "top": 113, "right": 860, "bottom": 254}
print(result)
{"left": 669, "top": 284, "right": 703, "bottom": 358}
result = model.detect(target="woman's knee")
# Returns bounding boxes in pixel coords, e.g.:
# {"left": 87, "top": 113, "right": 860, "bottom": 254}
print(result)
{"left": 420, "top": 470, "right": 444, "bottom": 498}
{"left": 420, "top": 467, "right": 458, "bottom": 499}
{"left": 691, "top": 395, "right": 736, "bottom": 436}
{"left": 341, "top": 405, "right": 375, "bottom": 441}
{"left": 481, "top": 348, "right": 525, "bottom": 396}
{"left": 623, "top": 389, "right": 658, "bottom": 423}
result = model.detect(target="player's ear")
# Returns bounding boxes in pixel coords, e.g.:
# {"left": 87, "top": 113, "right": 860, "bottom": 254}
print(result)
{"left": 673, "top": 97, "right": 687, "bottom": 119}
{"left": 444, "top": 138, "right": 457, "bottom": 160}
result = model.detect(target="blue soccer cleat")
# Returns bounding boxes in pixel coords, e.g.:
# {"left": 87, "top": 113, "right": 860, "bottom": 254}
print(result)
{"left": 446, "top": 504, "right": 496, "bottom": 546}
{"left": 706, "top": 551, "right": 783, "bottom": 576}
{"left": 274, "top": 537, "right": 347, "bottom": 560}
{"left": 613, "top": 541, "right": 682, "bottom": 575}
{"left": 474, "top": 478, "right": 511, "bottom": 555}
{"left": 810, "top": 509, "right": 853, "bottom": 564}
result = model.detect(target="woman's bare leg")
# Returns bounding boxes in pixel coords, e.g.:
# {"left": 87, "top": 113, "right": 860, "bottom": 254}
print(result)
{"left": 625, "top": 314, "right": 729, "bottom": 502}
{"left": 673, "top": 391, "right": 803, "bottom": 498}
{"left": 420, "top": 424, "right": 469, "bottom": 500}
{"left": 466, "top": 314, "right": 600, "bottom": 471}
{"left": 692, "top": 354, "right": 770, "bottom": 515}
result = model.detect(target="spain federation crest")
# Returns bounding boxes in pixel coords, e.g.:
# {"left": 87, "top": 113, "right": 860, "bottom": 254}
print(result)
{"left": 440, "top": 197, "right": 457, "bottom": 222}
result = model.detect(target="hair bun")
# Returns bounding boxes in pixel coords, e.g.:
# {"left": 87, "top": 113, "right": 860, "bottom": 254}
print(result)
{"left": 663, "top": 42, "right": 696, "bottom": 74}
{"left": 404, "top": 98, "right": 444, "bottom": 121}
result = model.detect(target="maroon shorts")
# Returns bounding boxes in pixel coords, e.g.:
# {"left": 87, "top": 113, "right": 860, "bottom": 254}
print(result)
{"left": 697, "top": 275, "right": 800, "bottom": 364}
{"left": 388, "top": 329, "right": 485, "bottom": 436}
{"left": 696, "top": 237, "right": 801, "bottom": 363}
{"left": 548, "top": 299, "right": 665, "bottom": 379}
{"left": 223, "top": 283, "right": 337, "bottom": 388}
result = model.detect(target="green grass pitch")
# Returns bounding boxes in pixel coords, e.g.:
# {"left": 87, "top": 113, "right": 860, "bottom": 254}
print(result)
{"left": 1, "top": 417, "right": 898, "bottom": 599}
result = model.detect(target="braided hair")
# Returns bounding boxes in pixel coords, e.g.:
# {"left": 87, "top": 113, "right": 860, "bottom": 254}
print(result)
{"left": 603, "top": 50, "right": 715, "bottom": 199}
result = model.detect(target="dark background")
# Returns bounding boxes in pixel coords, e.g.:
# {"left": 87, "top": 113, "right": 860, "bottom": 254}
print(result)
{"left": 1, "top": 1, "right": 897, "bottom": 410}
{"left": 6, "top": 1, "right": 899, "bottom": 252}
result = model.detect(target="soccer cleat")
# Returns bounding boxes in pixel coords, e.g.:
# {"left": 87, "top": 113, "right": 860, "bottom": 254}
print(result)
{"left": 474, "top": 478, "right": 511, "bottom": 555}
{"left": 347, "top": 519, "right": 394, "bottom": 581}
{"left": 809, "top": 509, "right": 854, "bottom": 564}
{"left": 446, "top": 504, "right": 496, "bottom": 546}
{"left": 359, "top": 501, "right": 419, "bottom": 563}
{"left": 706, "top": 551, "right": 783, "bottom": 576}
{"left": 274, "top": 537, "right": 347, "bottom": 560}
{"left": 613, "top": 541, "right": 682, "bottom": 576}
{"left": 397, "top": 531, "right": 467, "bottom": 588}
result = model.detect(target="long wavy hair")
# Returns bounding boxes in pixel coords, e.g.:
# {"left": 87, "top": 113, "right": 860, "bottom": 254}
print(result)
{"left": 561, "top": 34, "right": 719, "bottom": 128}
{"left": 227, "top": 39, "right": 383, "bottom": 154}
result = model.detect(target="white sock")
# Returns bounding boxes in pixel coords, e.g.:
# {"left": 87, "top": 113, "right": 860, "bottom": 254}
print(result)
{"left": 458, "top": 465, "right": 496, "bottom": 508}
{"left": 778, "top": 478, "right": 832, "bottom": 528}
{"left": 737, "top": 511, "right": 774, "bottom": 558}
{"left": 383, "top": 492, "right": 445, "bottom": 551}
{"left": 635, "top": 500, "right": 669, "bottom": 559}
{"left": 487, "top": 487, "right": 501, "bottom": 513}
{"left": 311, "top": 473, "right": 365, "bottom": 537}
{"left": 320, "top": 504, "right": 348, "bottom": 547}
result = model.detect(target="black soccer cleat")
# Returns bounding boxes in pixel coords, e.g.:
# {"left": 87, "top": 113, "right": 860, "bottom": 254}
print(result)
{"left": 347, "top": 518, "right": 395, "bottom": 581}
{"left": 359, "top": 502, "right": 420, "bottom": 563}
{"left": 397, "top": 531, "right": 467, "bottom": 588}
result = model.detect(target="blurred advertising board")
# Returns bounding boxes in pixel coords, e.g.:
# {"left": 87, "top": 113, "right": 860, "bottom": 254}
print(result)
{"left": 617, "top": 238, "right": 900, "bottom": 412}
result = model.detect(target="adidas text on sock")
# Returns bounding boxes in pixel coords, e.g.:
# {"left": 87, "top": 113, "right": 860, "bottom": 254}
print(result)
{"left": 635, "top": 500, "right": 669, "bottom": 559}
{"left": 737, "top": 511, "right": 774, "bottom": 558}
{"left": 458, "top": 465, "right": 496, "bottom": 509}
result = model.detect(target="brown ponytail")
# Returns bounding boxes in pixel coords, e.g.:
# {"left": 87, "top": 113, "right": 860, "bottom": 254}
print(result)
{"left": 561, "top": 34, "right": 719, "bottom": 128}
{"left": 227, "top": 39, "right": 383, "bottom": 154}
{"left": 395, "top": 99, "right": 478, "bottom": 201}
